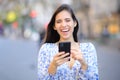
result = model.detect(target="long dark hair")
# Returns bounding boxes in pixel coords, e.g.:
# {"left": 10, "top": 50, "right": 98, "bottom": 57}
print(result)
{"left": 44, "top": 4, "right": 79, "bottom": 43}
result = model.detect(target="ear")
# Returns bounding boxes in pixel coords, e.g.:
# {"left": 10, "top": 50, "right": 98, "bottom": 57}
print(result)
{"left": 74, "top": 21, "right": 77, "bottom": 27}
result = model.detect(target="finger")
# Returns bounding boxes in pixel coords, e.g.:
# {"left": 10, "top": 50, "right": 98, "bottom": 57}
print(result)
{"left": 71, "top": 49, "right": 78, "bottom": 52}
{"left": 54, "top": 52, "right": 65, "bottom": 58}
{"left": 58, "top": 53, "right": 70, "bottom": 59}
{"left": 53, "top": 52, "right": 69, "bottom": 66}
{"left": 70, "top": 51, "right": 80, "bottom": 60}
{"left": 71, "top": 49, "right": 78, "bottom": 54}
{"left": 57, "top": 52, "right": 65, "bottom": 56}
{"left": 57, "top": 57, "right": 70, "bottom": 65}
{"left": 71, "top": 49, "right": 83, "bottom": 57}
{"left": 57, "top": 56, "right": 70, "bottom": 63}
{"left": 70, "top": 50, "right": 76, "bottom": 58}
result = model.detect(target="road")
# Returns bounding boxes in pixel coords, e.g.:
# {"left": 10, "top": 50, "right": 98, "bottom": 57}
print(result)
{"left": 95, "top": 42, "right": 120, "bottom": 80}
{"left": 0, "top": 37, "right": 120, "bottom": 80}
{"left": 0, "top": 37, "right": 38, "bottom": 80}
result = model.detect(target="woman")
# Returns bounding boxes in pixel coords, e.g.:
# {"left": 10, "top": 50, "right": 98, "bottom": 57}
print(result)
{"left": 38, "top": 4, "right": 99, "bottom": 80}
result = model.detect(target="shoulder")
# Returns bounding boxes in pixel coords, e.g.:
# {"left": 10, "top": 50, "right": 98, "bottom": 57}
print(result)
{"left": 38, "top": 43, "right": 57, "bottom": 57}
{"left": 80, "top": 42, "right": 95, "bottom": 49}
{"left": 39, "top": 43, "right": 57, "bottom": 51}
{"left": 80, "top": 42, "right": 96, "bottom": 54}
{"left": 80, "top": 42, "right": 97, "bottom": 62}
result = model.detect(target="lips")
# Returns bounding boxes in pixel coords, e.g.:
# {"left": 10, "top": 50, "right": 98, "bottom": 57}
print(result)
{"left": 61, "top": 28, "right": 69, "bottom": 32}
{"left": 60, "top": 28, "right": 70, "bottom": 37}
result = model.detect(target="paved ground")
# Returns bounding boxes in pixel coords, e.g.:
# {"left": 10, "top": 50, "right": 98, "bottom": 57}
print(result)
{"left": 0, "top": 37, "right": 38, "bottom": 80}
{"left": 0, "top": 37, "right": 120, "bottom": 80}
{"left": 96, "top": 43, "right": 120, "bottom": 80}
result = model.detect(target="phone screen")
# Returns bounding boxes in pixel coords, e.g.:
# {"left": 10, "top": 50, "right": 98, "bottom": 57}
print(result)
{"left": 59, "top": 42, "right": 71, "bottom": 57}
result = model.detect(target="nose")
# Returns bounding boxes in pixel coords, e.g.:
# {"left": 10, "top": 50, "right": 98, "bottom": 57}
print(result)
{"left": 61, "top": 21, "right": 67, "bottom": 27}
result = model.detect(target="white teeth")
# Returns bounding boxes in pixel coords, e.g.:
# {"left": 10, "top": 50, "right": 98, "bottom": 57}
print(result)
{"left": 62, "top": 29, "right": 69, "bottom": 32}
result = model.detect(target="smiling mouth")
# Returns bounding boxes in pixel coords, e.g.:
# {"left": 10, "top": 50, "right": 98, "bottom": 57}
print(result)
{"left": 61, "top": 29, "right": 69, "bottom": 32}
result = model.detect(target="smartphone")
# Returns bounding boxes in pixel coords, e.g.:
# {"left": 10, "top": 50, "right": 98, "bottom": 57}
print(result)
{"left": 59, "top": 42, "right": 71, "bottom": 58}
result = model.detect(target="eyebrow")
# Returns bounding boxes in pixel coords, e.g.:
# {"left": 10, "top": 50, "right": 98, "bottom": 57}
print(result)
{"left": 56, "top": 18, "right": 71, "bottom": 21}
{"left": 65, "top": 18, "right": 71, "bottom": 20}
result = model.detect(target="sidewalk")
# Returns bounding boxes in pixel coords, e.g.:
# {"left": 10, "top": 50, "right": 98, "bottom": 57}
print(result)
{"left": 95, "top": 41, "right": 120, "bottom": 80}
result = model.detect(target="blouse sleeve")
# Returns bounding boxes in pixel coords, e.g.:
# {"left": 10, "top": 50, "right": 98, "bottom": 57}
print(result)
{"left": 78, "top": 43, "right": 99, "bottom": 80}
{"left": 38, "top": 44, "right": 55, "bottom": 80}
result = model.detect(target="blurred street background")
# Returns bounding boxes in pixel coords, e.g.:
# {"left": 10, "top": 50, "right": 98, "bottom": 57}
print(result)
{"left": 0, "top": 0, "right": 120, "bottom": 80}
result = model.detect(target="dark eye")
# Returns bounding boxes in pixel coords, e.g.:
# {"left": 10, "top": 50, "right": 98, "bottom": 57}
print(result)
{"left": 56, "top": 20, "right": 61, "bottom": 23}
{"left": 65, "top": 18, "right": 71, "bottom": 22}
{"left": 66, "top": 19, "right": 70, "bottom": 22}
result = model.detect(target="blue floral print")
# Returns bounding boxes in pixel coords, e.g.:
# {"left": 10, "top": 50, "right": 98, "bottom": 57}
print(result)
{"left": 38, "top": 42, "right": 99, "bottom": 80}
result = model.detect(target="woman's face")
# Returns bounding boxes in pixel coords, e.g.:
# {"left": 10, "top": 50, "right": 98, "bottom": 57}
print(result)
{"left": 54, "top": 10, "right": 76, "bottom": 41}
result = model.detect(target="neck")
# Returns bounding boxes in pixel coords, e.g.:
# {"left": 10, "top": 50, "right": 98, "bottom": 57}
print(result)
{"left": 59, "top": 37, "right": 76, "bottom": 43}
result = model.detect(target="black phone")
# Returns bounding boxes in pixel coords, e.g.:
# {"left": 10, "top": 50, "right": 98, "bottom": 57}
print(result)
{"left": 59, "top": 42, "right": 71, "bottom": 57}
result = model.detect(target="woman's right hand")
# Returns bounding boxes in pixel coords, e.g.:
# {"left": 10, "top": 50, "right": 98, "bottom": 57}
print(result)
{"left": 48, "top": 52, "right": 70, "bottom": 75}
{"left": 52, "top": 52, "right": 70, "bottom": 67}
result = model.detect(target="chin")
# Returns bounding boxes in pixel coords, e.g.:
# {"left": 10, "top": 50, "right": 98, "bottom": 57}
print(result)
{"left": 62, "top": 36, "right": 71, "bottom": 40}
